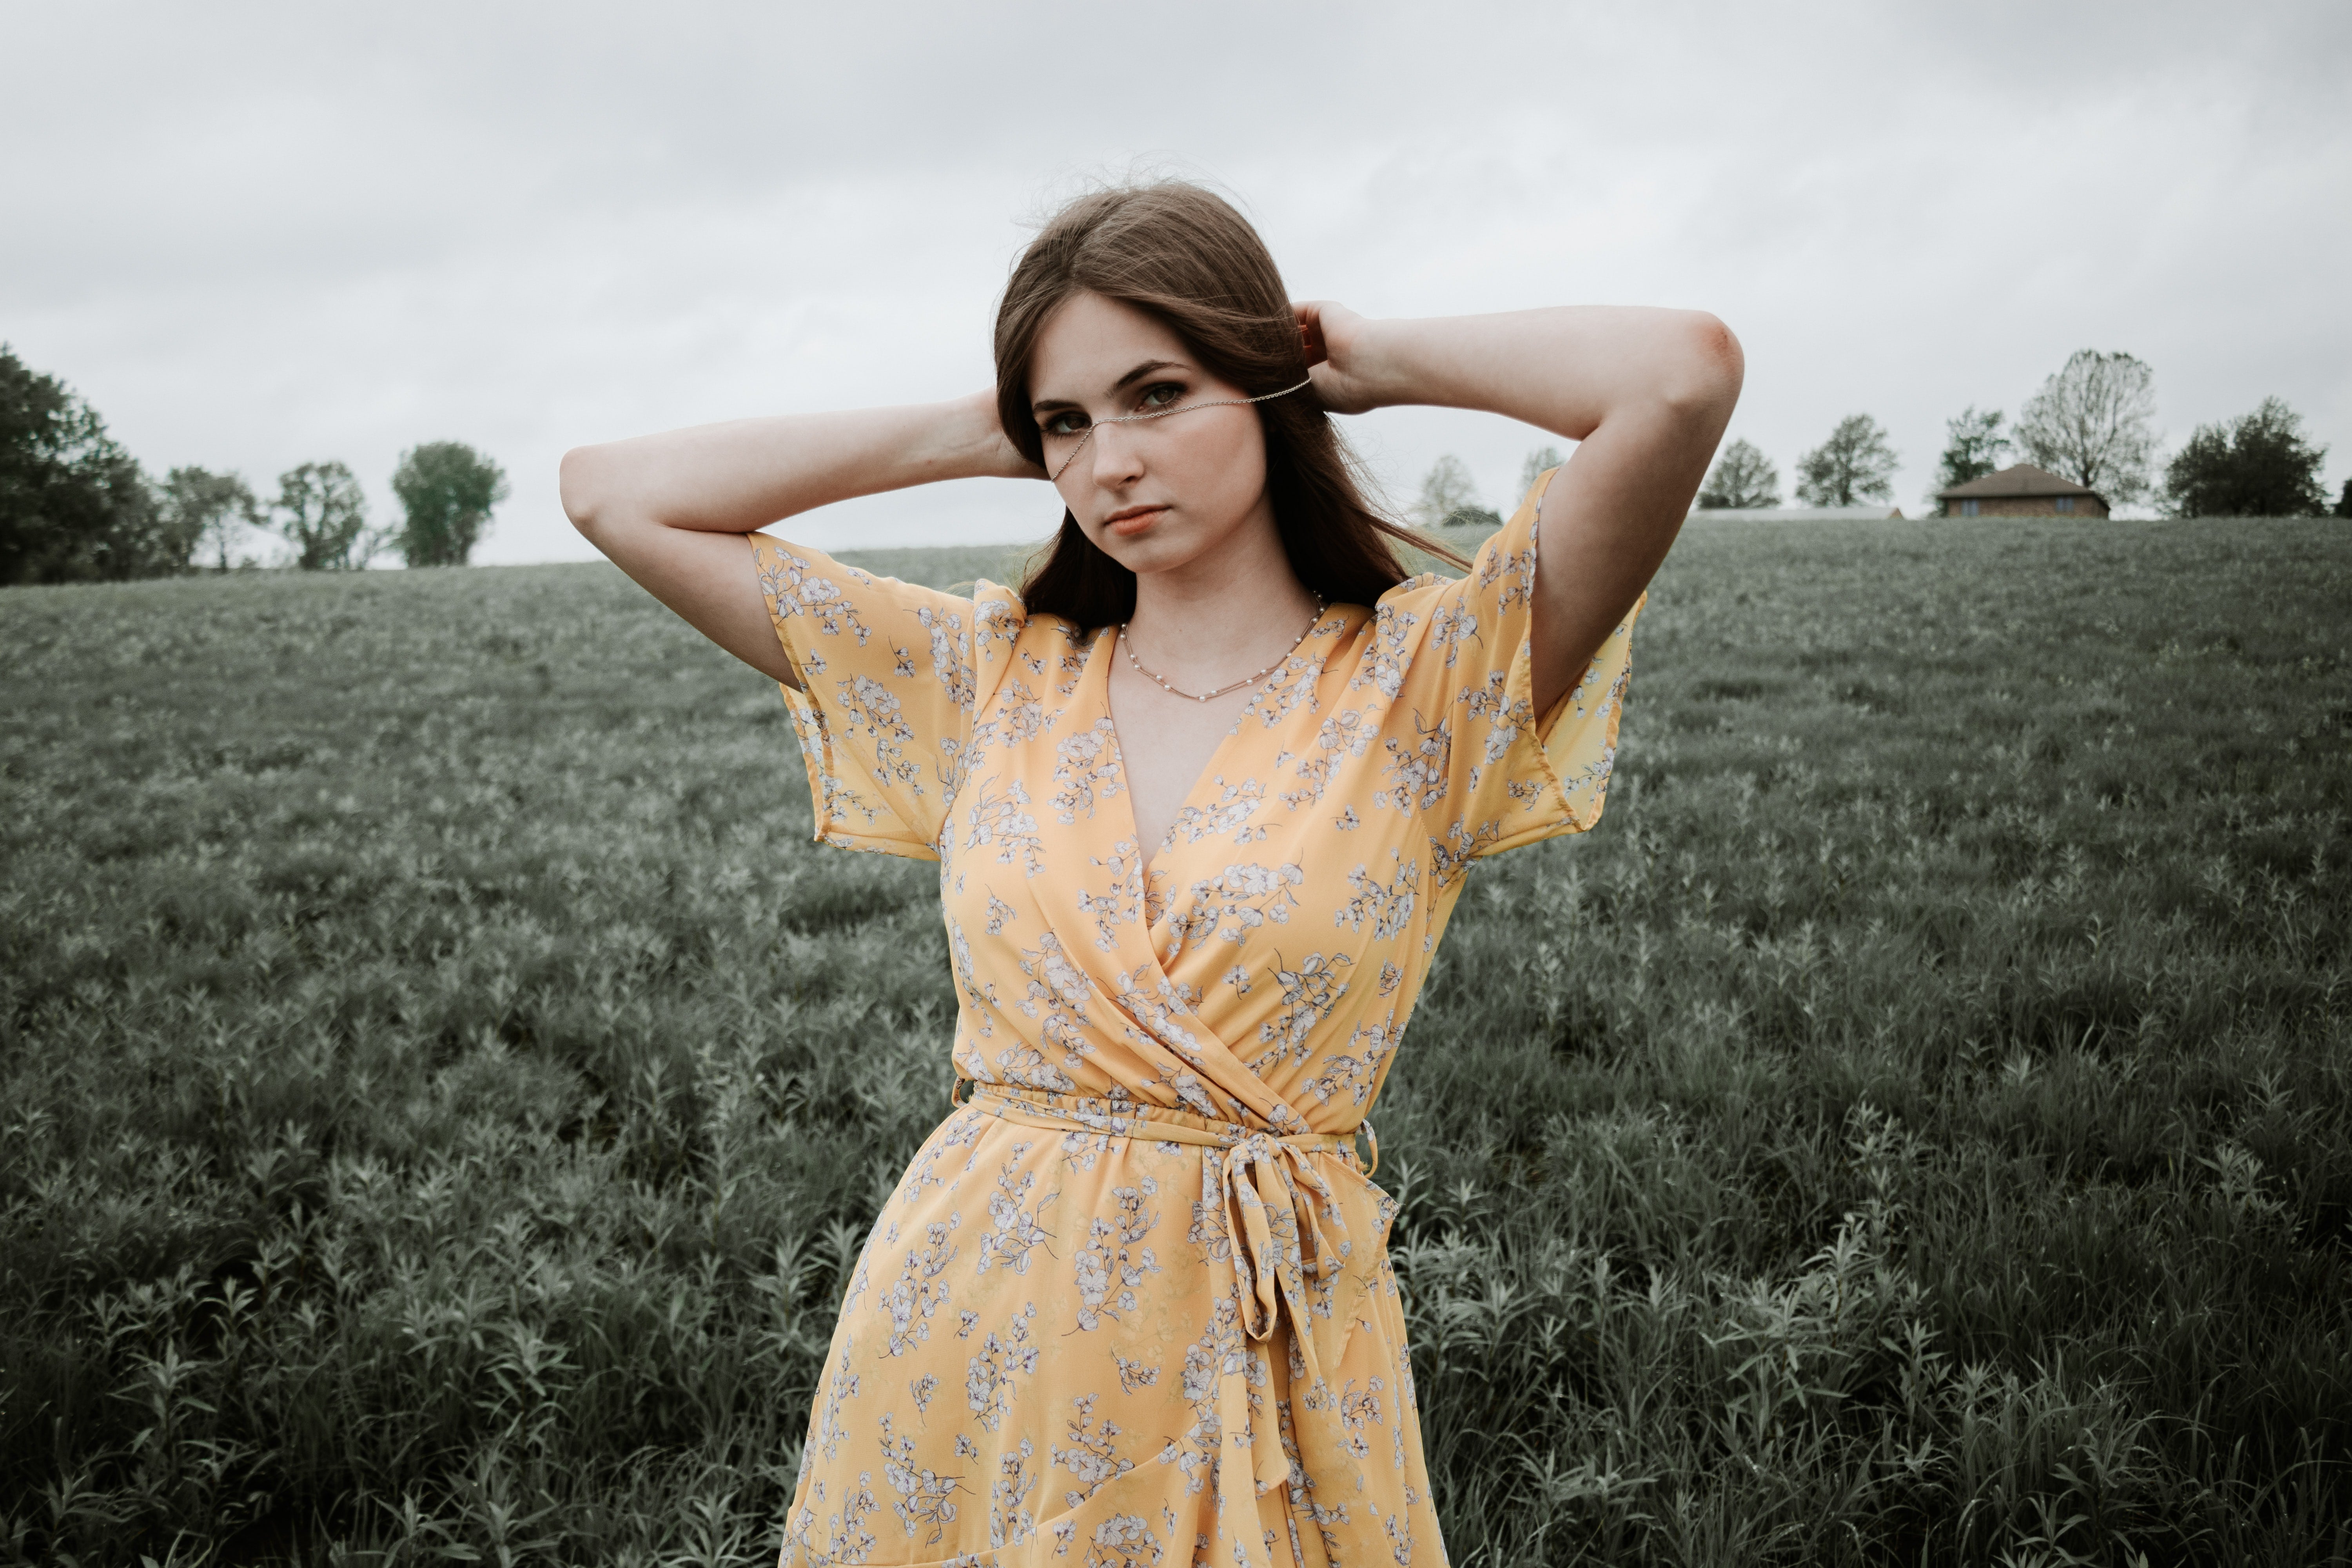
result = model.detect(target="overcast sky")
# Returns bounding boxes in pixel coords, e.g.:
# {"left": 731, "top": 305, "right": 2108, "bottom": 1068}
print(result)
{"left": 5, "top": 0, "right": 2347, "bottom": 562}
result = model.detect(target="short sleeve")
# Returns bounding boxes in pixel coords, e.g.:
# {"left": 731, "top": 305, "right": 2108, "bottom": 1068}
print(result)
{"left": 747, "top": 533, "right": 1020, "bottom": 860}
{"left": 1373, "top": 466, "right": 1642, "bottom": 873}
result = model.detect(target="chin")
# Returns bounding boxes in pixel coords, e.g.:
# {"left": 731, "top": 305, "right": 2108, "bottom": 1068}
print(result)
{"left": 1092, "top": 519, "right": 1210, "bottom": 576}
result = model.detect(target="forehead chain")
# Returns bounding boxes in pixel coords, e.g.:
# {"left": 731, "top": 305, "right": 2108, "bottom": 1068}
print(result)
{"left": 1048, "top": 376, "right": 1315, "bottom": 481}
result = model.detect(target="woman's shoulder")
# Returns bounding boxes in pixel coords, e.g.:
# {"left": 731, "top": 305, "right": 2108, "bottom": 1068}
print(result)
{"left": 979, "top": 585, "right": 1099, "bottom": 649}
{"left": 1373, "top": 570, "right": 1454, "bottom": 611}
{"left": 965, "top": 584, "right": 1105, "bottom": 692}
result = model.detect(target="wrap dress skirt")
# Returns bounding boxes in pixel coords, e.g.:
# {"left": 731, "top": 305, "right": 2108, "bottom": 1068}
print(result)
{"left": 751, "top": 470, "right": 1641, "bottom": 1568}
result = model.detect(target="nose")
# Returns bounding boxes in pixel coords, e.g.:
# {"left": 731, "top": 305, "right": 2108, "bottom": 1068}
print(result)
{"left": 1087, "top": 416, "right": 1147, "bottom": 486}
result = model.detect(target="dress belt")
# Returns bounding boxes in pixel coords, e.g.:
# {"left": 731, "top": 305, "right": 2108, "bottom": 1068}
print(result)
{"left": 952, "top": 1076, "right": 1377, "bottom": 1174}
{"left": 953, "top": 1080, "right": 1393, "bottom": 1497}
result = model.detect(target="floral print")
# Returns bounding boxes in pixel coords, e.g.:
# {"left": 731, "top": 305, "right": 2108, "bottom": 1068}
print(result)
{"left": 750, "top": 471, "right": 1640, "bottom": 1566}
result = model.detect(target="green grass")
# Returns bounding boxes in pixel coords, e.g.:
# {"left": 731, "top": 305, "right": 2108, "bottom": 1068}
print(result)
{"left": 2, "top": 517, "right": 2348, "bottom": 1566}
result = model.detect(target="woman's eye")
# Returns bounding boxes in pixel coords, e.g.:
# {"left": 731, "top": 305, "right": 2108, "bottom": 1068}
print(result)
{"left": 1140, "top": 384, "right": 1184, "bottom": 410}
{"left": 1044, "top": 412, "right": 1088, "bottom": 436}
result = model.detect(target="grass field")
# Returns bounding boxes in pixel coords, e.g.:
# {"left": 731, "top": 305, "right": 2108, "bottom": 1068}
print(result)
{"left": 3, "top": 517, "right": 2349, "bottom": 1566}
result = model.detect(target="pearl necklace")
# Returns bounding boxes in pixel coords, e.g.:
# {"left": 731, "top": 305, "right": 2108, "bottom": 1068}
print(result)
{"left": 1119, "top": 597, "right": 1325, "bottom": 703}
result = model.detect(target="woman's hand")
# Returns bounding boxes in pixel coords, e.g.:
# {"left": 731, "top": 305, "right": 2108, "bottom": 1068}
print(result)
{"left": 1294, "top": 300, "right": 1387, "bottom": 416}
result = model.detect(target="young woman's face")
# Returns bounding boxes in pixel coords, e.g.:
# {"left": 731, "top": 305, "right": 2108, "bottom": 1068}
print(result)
{"left": 1029, "top": 291, "right": 1273, "bottom": 579}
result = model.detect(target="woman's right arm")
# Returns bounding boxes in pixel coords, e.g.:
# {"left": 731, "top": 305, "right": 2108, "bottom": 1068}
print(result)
{"left": 559, "top": 393, "right": 1039, "bottom": 688}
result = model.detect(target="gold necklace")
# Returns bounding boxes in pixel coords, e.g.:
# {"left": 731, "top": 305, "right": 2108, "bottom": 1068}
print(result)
{"left": 1119, "top": 596, "right": 1325, "bottom": 703}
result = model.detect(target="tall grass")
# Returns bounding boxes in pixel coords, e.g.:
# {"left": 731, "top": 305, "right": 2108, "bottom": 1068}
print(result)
{"left": 2, "top": 518, "right": 2347, "bottom": 1565}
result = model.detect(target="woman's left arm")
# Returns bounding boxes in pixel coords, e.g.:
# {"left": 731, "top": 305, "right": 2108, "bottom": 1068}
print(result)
{"left": 1300, "top": 302, "right": 1743, "bottom": 716}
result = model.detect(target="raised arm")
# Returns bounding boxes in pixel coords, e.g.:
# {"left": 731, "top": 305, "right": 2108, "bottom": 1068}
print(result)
{"left": 558, "top": 392, "right": 1041, "bottom": 687}
{"left": 1299, "top": 302, "right": 1742, "bottom": 716}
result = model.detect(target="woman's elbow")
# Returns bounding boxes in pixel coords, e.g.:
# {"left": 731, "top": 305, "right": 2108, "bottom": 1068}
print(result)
{"left": 1663, "top": 312, "right": 1744, "bottom": 421}
{"left": 558, "top": 445, "right": 610, "bottom": 537}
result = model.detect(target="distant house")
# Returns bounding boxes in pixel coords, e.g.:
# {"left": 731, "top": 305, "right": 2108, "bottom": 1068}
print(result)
{"left": 1938, "top": 463, "right": 2109, "bottom": 518}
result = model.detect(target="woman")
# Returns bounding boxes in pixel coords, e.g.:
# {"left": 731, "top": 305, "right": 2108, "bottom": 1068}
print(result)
{"left": 561, "top": 181, "right": 1739, "bottom": 1568}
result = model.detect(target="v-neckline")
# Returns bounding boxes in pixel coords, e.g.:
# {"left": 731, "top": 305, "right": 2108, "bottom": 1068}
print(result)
{"left": 1093, "top": 627, "right": 1252, "bottom": 888}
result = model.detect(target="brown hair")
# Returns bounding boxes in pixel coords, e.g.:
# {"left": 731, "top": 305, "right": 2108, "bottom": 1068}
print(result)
{"left": 994, "top": 181, "right": 1467, "bottom": 628}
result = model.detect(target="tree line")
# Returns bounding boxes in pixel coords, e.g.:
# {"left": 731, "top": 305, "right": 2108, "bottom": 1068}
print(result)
{"left": 1695, "top": 350, "right": 2346, "bottom": 517}
{"left": 1417, "top": 348, "right": 2347, "bottom": 524}
{"left": 1, "top": 344, "right": 508, "bottom": 586}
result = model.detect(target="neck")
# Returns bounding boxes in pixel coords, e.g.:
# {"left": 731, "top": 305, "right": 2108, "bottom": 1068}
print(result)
{"left": 1122, "top": 507, "right": 1320, "bottom": 684}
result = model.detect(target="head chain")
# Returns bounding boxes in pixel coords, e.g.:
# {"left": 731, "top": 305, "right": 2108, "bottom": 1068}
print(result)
{"left": 1047, "top": 376, "right": 1315, "bottom": 481}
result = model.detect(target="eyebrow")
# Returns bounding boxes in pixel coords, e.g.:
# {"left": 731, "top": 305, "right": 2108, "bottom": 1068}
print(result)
{"left": 1031, "top": 358, "right": 1187, "bottom": 416}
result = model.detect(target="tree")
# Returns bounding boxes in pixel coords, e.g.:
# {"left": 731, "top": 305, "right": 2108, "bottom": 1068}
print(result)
{"left": 1413, "top": 454, "right": 1494, "bottom": 528}
{"left": 0, "top": 344, "right": 172, "bottom": 584}
{"left": 1794, "top": 415, "right": 1898, "bottom": 507}
{"left": 158, "top": 466, "right": 258, "bottom": 571}
{"left": 2162, "top": 397, "right": 2330, "bottom": 517}
{"left": 270, "top": 461, "right": 373, "bottom": 570}
{"left": 1519, "top": 445, "right": 1566, "bottom": 498}
{"left": 1697, "top": 438, "right": 1780, "bottom": 508}
{"left": 1930, "top": 406, "right": 2011, "bottom": 504}
{"left": 2015, "top": 350, "right": 2158, "bottom": 504}
{"left": 391, "top": 441, "right": 509, "bottom": 567}
{"left": 2337, "top": 478, "right": 2352, "bottom": 520}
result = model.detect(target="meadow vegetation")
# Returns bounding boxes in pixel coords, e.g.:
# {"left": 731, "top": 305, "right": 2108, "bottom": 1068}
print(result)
{"left": 3, "top": 517, "right": 2348, "bottom": 1566}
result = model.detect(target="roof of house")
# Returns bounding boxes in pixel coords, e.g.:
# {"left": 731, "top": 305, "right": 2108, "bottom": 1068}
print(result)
{"left": 1938, "top": 463, "right": 2103, "bottom": 501}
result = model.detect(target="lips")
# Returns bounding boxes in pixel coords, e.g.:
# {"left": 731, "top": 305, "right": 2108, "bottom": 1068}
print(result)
{"left": 1105, "top": 505, "right": 1167, "bottom": 538}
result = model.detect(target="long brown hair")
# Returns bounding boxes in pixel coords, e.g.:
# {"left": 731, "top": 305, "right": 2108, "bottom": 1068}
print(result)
{"left": 994, "top": 181, "right": 1467, "bottom": 628}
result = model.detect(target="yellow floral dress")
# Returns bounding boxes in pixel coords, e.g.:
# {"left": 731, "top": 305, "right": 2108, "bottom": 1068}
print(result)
{"left": 750, "top": 469, "right": 1640, "bottom": 1568}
